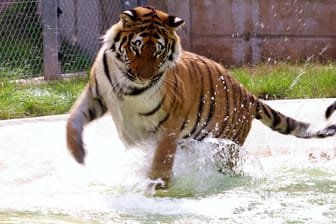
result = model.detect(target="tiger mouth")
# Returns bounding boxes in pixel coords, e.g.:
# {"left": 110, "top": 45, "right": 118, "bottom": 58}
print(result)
{"left": 126, "top": 71, "right": 163, "bottom": 84}
{"left": 126, "top": 72, "right": 137, "bottom": 81}
{"left": 123, "top": 71, "right": 164, "bottom": 95}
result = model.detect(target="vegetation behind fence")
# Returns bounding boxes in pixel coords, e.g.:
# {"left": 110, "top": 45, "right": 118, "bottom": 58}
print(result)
{"left": 0, "top": 1, "right": 43, "bottom": 79}
{"left": 0, "top": 0, "right": 145, "bottom": 80}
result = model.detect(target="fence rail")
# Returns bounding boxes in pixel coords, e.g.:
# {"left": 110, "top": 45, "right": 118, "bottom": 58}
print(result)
{"left": 0, "top": 0, "right": 146, "bottom": 80}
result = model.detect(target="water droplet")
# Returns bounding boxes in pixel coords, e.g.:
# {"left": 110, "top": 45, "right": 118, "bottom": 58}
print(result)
{"left": 215, "top": 122, "right": 219, "bottom": 131}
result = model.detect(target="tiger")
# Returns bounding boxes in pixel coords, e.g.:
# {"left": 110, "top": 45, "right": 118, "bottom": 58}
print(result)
{"left": 326, "top": 101, "right": 336, "bottom": 119}
{"left": 66, "top": 6, "right": 336, "bottom": 189}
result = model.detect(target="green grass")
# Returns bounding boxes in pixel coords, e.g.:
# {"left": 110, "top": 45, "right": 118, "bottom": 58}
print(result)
{"left": 0, "top": 62, "right": 335, "bottom": 120}
{"left": 1, "top": 3, "right": 335, "bottom": 120}
{"left": 230, "top": 62, "right": 336, "bottom": 100}
{"left": 0, "top": 78, "right": 87, "bottom": 119}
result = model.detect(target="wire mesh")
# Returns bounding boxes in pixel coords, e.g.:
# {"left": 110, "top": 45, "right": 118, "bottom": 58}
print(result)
{"left": 0, "top": 0, "right": 42, "bottom": 79}
{"left": 0, "top": 0, "right": 145, "bottom": 80}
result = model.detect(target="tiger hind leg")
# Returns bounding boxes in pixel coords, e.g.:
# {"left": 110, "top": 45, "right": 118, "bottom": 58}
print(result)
{"left": 66, "top": 86, "right": 107, "bottom": 164}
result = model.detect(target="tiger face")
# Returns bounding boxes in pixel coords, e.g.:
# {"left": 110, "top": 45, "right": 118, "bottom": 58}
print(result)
{"left": 112, "top": 7, "right": 184, "bottom": 85}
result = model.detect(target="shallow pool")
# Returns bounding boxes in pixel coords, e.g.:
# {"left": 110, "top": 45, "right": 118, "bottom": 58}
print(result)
{"left": 1, "top": 130, "right": 335, "bottom": 224}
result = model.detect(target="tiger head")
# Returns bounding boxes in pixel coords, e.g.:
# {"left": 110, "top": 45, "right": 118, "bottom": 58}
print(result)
{"left": 105, "top": 6, "right": 184, "bottom": 84}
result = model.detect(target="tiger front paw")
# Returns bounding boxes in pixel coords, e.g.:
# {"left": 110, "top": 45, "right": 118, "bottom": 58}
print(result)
{"left": 148, "top": 178, "right": 168, "bottom": 190}
{"left": 66, "top": 123, "right": 86, "bottom": 164}
{"left": 148, "top": 170, "right": 171, "bottom": 190}
{"left": 70, "top": 144, "right": 86, "bottom": 164}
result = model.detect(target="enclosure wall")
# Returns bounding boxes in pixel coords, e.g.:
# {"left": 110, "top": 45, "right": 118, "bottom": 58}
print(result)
{"left": 148, "top": 0, "right": 336, "bottom": 65}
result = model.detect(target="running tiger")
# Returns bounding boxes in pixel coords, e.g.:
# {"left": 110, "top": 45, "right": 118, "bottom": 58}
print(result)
{"left": 66, "top": 6, "right": 336, "bottom": 189}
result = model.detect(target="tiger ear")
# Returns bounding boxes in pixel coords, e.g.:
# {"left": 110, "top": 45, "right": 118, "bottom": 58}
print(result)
{"left": 167, "top": 15, "right": 184, "bottom": 30}
{"left": 120, "top": 9, "right": 137, "bottom": 28}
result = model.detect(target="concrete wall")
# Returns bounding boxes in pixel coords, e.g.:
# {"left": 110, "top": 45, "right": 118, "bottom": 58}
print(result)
{"left": 148, "top": 0, "right": 336, "bottom": 66}
{"left": 58, "top": 0, "right": 100, "bottom": 57}
{"left": 57, "top": 0, "right": 140, "bottom": 58}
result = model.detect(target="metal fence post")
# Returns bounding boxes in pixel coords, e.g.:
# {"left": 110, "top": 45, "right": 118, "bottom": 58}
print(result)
{"left": 41, "top": 0, "right": 61, "bottom": 80}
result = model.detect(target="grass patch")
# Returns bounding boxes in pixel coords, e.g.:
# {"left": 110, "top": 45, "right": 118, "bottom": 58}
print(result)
{"left": 0, "top": 62, "right": 335, "bottom": 120}
{"left": 0, "top": 77, "right": 87, "bottom": 119}
{"left": 230, "top": 62, "right": 336, "bottom": 100}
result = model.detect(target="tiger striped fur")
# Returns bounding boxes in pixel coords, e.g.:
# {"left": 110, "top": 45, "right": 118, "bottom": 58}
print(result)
{"left": 66, "top": 6, "right": 336, "bottom": 189}
{"left": 326, "top": 101, "right": 336, "bottom": 119}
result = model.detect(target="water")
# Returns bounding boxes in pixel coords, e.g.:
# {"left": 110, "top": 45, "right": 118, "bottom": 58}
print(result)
{"left": 0, "top": 116, "right": 336, "bottom": 223}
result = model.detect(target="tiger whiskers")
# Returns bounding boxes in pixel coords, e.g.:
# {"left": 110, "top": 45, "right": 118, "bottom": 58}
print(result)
{"left": 111, "top": 74, "right": 129, "bottom": 96}
{"left": 162, "top": 74, "right": 183, "bottom": 104}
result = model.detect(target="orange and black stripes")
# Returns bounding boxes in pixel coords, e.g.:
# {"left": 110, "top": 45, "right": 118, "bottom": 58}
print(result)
{"left": 188, "top": 60, "right": 205, "bottom": 138}
{"left": 195, "top": 58, "right": 216, "bottom": 141}
{"left": 163, "top": 52, "right": 256, "bottom": 145}
{"left": 213, "top": 65, "right": 232, "bottom": 139}
{"left": 66, "top": 6, "right": 336, "bottom": 170}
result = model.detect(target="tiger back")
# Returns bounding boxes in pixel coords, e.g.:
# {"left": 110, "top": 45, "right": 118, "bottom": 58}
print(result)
{"left": 66, "top": 6, "right": 336, "bottom": 189}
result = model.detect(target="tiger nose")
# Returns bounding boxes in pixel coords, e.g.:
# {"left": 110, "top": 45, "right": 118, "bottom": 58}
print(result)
{"left": 136, "top": 60, "right": 156, "bottom": 79}
{"left": 144, "top": 41, "right": 156, "bottom": 52}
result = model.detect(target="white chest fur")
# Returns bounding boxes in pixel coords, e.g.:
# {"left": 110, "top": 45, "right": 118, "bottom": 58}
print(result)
{"left": 95, "top": 48, "right": 167, "bottom": 146}
{"left": 105, "top": 87, "right": 166, "bottom": 146}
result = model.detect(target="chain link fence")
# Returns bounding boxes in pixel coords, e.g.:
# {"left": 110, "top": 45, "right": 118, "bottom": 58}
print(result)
{"left": 0, "top": 0, "right": 146, "bottom": 80}
{"left": 0, "top": 1, "right": 42, "bottom": 79}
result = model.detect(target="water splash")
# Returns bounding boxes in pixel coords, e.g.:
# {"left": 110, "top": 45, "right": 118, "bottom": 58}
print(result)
{"left": 1, "top": 119, "right": 335, "bottom": 223}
